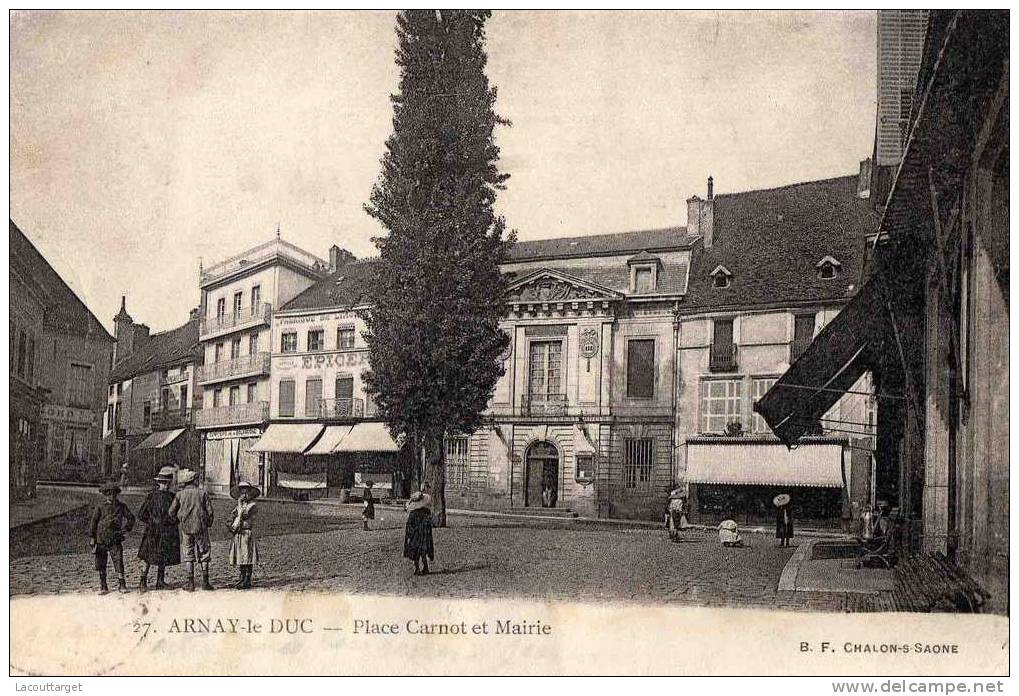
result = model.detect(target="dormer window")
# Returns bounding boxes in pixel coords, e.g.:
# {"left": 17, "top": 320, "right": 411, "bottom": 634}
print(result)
{"left": 816, "top": 256, "right": 841, "bottom": 280}
{"left": 710, "top": 265, "right": 732, "bottom": 289}
{"left": 627, "top": 250, "right": 660, "bottom": 294}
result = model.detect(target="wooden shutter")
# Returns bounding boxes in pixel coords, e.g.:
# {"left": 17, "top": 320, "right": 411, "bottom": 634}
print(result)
{"left": 626, "top": 339, "right": 655, "bottom": 398}
{"left": 305, "top": 379, "right": 322, "bottom": 416}
{"left": 335, "top": 376, "right": 354, "bottom": 400}
{"left": 279, "top": 380, "right": 295, "bottom": 417}
{"left": 794, "top": 315, "right": 815, "bottom": 343}
{"left": 713, "top": 318, "right": 733, "bottom": 346}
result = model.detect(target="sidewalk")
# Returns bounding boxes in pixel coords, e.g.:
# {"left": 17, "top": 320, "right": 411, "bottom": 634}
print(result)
{"left": 11, "top": 487, "right": 97, "bottom": 529}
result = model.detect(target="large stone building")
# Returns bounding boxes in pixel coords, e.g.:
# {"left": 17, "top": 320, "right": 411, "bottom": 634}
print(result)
{"left": 103, "top": 300, "right": 201, "bottom": 484}
{"left": 9, "top": 221, "right": 115, "bottom": 493}
{"left": 193, "top": 237, "right": 328, "bottom": 495}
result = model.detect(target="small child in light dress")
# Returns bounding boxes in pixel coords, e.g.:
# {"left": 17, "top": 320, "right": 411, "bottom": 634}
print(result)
{"left": 228, "top": 482, "right": 260, "bottom": 589}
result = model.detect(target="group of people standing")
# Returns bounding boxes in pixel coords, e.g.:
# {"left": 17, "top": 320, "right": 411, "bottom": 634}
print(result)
{"left": 663, "top": 488, "right": 796, "bottom": 548}
{"left": 88, "top": 467, "right": 261, "bottom": 594}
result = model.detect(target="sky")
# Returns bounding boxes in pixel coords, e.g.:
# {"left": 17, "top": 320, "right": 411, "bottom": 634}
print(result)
{"left": 10, "top": 10, "right": 877, "bottom": 334}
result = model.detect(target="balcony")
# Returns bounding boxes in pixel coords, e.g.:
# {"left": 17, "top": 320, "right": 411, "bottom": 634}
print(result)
{"left": 709, "top": 343, "right": 738, "bottom": 373}
{"left": 150, "top": 407, "right": 195, "bottom": 430}
{"left": 522, "top": 393, "right": 569, "bottom": 417}
{"left": 789, "top": 338, "right": 812, "bottom": 364}
{"left": 313, "top": 398, "right": 366, "bottom": 419}
{"left": 196, "top": 352, "right": 271, "bottom": 385}
{"left": 200, "top": 303, "right": 272, "bottom": 340}
{"left": 194, "top": 401, "right": 269, "bottom": 429}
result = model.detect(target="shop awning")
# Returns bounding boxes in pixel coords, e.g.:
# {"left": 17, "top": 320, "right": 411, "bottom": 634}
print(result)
{"left": 277, "top": 472, "right": 327, "bottom": 489}
{"left": 686, "top": 439, "right": 846, "bottom": 488}
{"left": 333, "top": 422, "right": 401, "bottom": 453}
{"left": 135, "top": 429, "right": 186, "bottom": 450}
{"left": 573, "top": 425, "right": 597, "bottom": 455}
{"left": 249, "top": 424, "right": 324, "bottom": 453}
{"left": 754, "top": 278, "right": 889, "bottom": 447}
{"left": 305, "top": 426, "right": 354, "bottom": 456}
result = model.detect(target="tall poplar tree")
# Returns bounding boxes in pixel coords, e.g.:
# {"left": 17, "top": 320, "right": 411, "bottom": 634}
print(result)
{"left": 364, "top": 10, "right": 513, "bottom": 526}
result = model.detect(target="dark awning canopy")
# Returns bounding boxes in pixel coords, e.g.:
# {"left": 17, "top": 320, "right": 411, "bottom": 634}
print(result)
{"left": 754, "top": 278, "right": 890, "bottom": 447}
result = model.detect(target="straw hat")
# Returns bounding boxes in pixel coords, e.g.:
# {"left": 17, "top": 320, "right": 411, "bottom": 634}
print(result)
{"left": 406, "top": 491, "right": 432, "bottom": 512}
{"left": 177, "top": 469, "right": 198, "bottom": 485}
{"left": 154, "top": 466, "right": 176, "bottom": 481}
{"left": 773, "top": 493, "right": 791, "bottom": 507}
{"left": 98, "top": 481, "right": 121, "bottom": 494}
{"left": 668, "top": 488, "right": 686, "bottom": 500}
{"left": 230, "top": 482, "right": 262, "bottom": 500}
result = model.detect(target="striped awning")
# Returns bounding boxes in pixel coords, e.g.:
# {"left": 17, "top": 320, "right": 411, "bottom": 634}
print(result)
{"left": 249, "top": 424, "right": 323, "bottom": 453}
{"left": 334, "top": 422, "right": 401, "bottom": 453}
{"left": 686, "top": 439, "right": 846, "bottom": 488}
{"left": 305, "top": 426, "right": 354, "bottom": 456}
{"left": 135, "top": 429, "right": 186, "bottom": 450}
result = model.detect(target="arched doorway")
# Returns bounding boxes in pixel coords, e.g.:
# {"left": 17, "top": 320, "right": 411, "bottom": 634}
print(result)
{"left": 525, "top": 441, "right": 559, "bottom": 508}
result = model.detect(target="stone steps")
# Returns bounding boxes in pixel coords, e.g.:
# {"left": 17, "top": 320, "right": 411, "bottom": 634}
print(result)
{"left": 508, "top": 507, "right": 579, "bottom": 519}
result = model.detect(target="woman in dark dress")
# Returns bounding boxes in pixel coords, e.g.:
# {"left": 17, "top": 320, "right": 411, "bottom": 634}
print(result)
{"left": 403, "top": 491, "right": 434, "bottom": 575}
{"left": 774, "top": 493, "right": 794, "bottom": 547}
{"left": 362, "top": 482, "right": 376, "bottom": 531}
{"left": 137, "top": 466, "right": 181, "bottom": 590}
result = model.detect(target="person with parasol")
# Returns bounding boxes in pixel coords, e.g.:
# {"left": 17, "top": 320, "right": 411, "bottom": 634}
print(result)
{"left": 774, "top": 493, "right": 794, "bottom": 547}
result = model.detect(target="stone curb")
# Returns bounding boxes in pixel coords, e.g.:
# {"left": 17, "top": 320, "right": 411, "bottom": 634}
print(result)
{"left": 10, "top": 502, "right": 91, "bottom": 531}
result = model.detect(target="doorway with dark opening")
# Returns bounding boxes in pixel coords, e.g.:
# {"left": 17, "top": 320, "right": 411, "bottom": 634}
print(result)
{"left": 525, "top": 441, "right": 559, "bottom": 508}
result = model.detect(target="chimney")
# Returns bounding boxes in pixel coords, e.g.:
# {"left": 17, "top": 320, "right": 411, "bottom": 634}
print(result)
{"left": 687, "top": 176, "right": 716, "bottom": 248}
{"left": 189, "top": 307, "right": 200, "bottom": 322}
{"left": 113, "top": 296, "right": 135, "bottom": 362}
{"left": 135, "top": 324, "right": 151, "bottom": 349}
{"left": 329, "top": 245, "right": 356, "bottom": 270}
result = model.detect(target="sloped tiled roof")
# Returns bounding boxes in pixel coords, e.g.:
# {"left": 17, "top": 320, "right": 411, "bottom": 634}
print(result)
{"left": 507, "top": 226, "right": 697, "bottom": 261}
{"left": 681, "top": 176, "right": 880, "bottom": 311}
{"left": 10, "top": 220, "right": 114, "bottom": 341}
{"left": 109, "top": 318, "right": 199, "bottom": 383}
{"left": 280, "top": 260, "right": 378, "bottom": 312}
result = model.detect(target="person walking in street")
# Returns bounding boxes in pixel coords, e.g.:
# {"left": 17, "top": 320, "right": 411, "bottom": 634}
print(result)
{"left": 228, "top": 482, "right": 260, "bottom": 590}
{"left": 774, "top": 493, "right": 794, "bottom": 547}
{"left": 169, "top": 469, "right": 215, "bottom": 592}
{"left": 403, "top": 491, "right": 434, "bottom": 575}
{"left": 666, "top": 488, "right": 688, "bottom": 542}
{"left": 136, "top": 466, "right": 180, "bottom": 591}
{"left": 362, "top": 481, "right": 375, "bottom": 531}
{"left": 88, "top": 481, "right": 135, "bottom": 595}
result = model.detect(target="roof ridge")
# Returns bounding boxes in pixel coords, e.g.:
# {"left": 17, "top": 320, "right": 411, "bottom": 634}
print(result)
{"left": 713, "top": 173, "right": 857, "bottom": 199}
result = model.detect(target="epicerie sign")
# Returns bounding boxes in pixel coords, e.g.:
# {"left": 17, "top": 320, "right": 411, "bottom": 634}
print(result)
{"left": 277, "top": 311, "right": 358, "bottom": 325}
{"left": 276, "top": 353, "right": 371, "bottom": 371}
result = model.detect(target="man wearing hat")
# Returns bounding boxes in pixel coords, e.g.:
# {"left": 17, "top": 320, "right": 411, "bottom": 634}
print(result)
{"left": 88, "top": 481, "right": 136, "bottom": 594}
{"left": 774, "top": 493, "right": 794, "bottom": 547}
{"left": 136, "top": 466, "right": 181, "bottom": 591}
{"left": 168, "top": 469, "right": 215, "bottom": 591}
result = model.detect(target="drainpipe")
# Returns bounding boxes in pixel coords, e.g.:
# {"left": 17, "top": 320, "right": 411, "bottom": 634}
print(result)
{"left": 672, "top": 301, "right": 682, "bottom": 488}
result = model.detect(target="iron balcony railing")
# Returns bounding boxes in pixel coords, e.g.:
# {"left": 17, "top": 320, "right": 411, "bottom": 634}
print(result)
{"left": 709, "top": 343, "right": 738, "bottom": 373}
{"left": 789, "top": 338, "right": 812, "bottom": 364}
{"left": 200, "top": 303, "right": 272, "bottom": 338}
{"left": 194, "top": 401, "right": 269, "bottom": 429}
{"left": 317, "top": 398, "right": 365, "bottom": 419}
{"left": 196, "top": 352, "right": 271, "bottom": 384}
{"left": 522, "top": 393, "right": 568, "bottom": 417}
{"left": 150, "top": 407, "right": 196, "bottom": 430}
{"left": 200, "top": 239, "right": 326, "bottom": 286}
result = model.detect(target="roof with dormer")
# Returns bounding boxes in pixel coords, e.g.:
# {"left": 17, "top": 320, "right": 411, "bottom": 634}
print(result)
{"left": 681, "top": 175, "right": 880, "bottom": 312}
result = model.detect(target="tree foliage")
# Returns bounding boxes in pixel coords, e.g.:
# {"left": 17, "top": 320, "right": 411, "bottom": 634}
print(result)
{"left": 363, "top": 10, "right": 513, "bottom": 525}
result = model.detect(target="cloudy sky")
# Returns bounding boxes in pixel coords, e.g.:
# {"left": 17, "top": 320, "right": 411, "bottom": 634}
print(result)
{"left": 10, "top": 10, "right": 877, "bottom": 333}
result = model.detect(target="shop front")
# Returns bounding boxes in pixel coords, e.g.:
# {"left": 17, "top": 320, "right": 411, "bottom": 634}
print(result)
{"left": 203, "top": 427, "right": 264, "bottom": 495}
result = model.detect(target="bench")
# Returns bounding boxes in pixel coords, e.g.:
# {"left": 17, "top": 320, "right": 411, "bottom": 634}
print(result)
{"left": 896, "top": 553, "right": 990, "bottom": 613}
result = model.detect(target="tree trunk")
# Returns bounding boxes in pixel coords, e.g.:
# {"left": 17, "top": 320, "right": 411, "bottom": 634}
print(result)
{"left": 422, "top": 433, "right": 447, "bottom": 527}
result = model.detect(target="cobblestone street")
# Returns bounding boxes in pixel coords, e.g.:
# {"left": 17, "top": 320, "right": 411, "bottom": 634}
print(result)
{"left": 11, "top": 494, "right": 852, "bottom": 611}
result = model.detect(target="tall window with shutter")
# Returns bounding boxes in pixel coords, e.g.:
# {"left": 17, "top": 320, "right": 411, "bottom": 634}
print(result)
{"left": 305, "top": 378, "right": 322, "bottom": 417}
{"left": 279, "top": 380, "right": 296, "bottom": 417}
{"left": 626, "top": 339, "right": 655, "bottom": 398}
{"left": 334, "top": 376, "right": 354, "bottom": 416}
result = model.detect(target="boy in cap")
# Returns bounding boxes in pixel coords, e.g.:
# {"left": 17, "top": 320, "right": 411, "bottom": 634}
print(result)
{"left": 88, "top": 481, "right": 136, "bottom": 594}
{"left": 168, "top": 469, "right": 215, "bottom": 591}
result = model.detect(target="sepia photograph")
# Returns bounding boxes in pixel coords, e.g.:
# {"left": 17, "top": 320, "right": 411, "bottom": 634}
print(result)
{"left": 7, "top": 8, "right": 1010, "bottom": 681}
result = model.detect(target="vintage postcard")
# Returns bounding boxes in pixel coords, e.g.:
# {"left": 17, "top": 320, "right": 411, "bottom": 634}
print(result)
{"left": 8, "top": 9, "right": 1009, "bottom": 681}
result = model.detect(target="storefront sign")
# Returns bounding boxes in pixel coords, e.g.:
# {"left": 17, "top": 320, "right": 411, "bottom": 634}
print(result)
{"left": 205, "top": 428, "right": 262, "bottom": 441}
{"left": 40, "top": 405, "right": 95, "bottom": 426}
{"left": 277, "top": 311, "right": 359, "bottom": 326}
{"left": 301, "top": 352, "right": 369, "bottom": 369}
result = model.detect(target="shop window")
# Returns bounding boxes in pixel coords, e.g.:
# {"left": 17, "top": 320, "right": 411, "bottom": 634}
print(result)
{"left": 446, "top": 436, "right": 469, "bottom": 489}
{"left": 279, "top": 380, "right": 295, "bottom": 417}
{"left": 308, "top": 330, "right": 325, "bottom": 352}
{"left": 337, "top": 326, "right": 355, "bottom": 350}
{"left": 626, "top": 339, "right": 655, "bottom": 398}
{"left": 700, "top": 379, "right": 743, "bottom": 434}
{"left": 281, "top": 332, "right": 298, "bottom": 353}
{"left": 623, "top": 438, "right": 653, "bottom": 489}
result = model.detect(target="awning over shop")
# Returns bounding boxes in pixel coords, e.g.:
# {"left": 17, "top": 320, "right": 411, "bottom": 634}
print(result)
{"left": 573, "top": 425, "right": 597, "bottom": 455}
{"left": 686, "top": 439, "right": 846, "bottom": 488}
{"left": 135, "top": 429, "right": 186, "bottom": 450}
{"left": 334, "top": 422, "right": 401, "bottom": 453}
{"left": 754, "top": 277, "right": 889, "bottom": 447}
{"left": 277, "top": 471, "right": 327, "bottom": 489}
{"left": 249, "top": 424, "right": 323, "bottom": 453}
{"left": 305, "top": 426, "right": 354, "bottom": 456}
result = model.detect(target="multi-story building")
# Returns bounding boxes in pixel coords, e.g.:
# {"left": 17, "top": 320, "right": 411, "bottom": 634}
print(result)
{"left": 758, "top": 10, "right": 1008, "bottom": 612}
{"left": 193, "top": 237, "right": 328, "bottom": 495}
{"left": 10, "top": 221, "right": 115, "bottom": 491}
{"left": 103, "top": 299, "right": 201, "bottom": 484}
{"left": 248, "top": 254, "right": 403, "bottom": 498}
